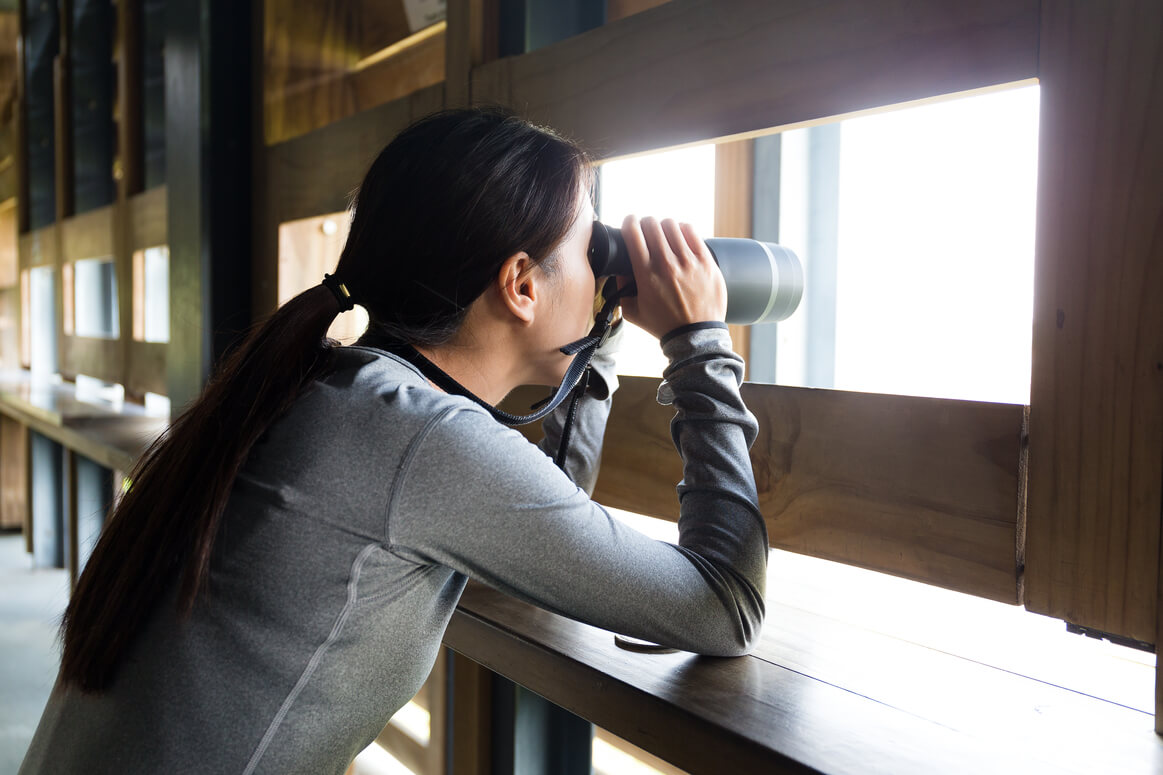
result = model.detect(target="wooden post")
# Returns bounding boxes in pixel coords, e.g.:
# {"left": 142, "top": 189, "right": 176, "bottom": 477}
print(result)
{"left": 445, "top": 0, "right": 497, "bottom": 108}
{"left": 714, "top": 138, "right": 754, "bottom": 374}
{"left": 165, "top": 0, "right": 253, "bottom": 412}
{"left": 1024, "top": 0, "right": 1163, "bottom": 645}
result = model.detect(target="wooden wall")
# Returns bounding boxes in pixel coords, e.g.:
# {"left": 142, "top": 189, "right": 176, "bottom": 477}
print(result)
{"left": 263, "top": 0, "right": 446, "bottom": 144}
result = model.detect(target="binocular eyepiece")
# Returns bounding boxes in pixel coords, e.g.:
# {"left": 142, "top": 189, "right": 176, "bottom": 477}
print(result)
{"left": 587, "top": 222, "right": 804, "bottom": 325}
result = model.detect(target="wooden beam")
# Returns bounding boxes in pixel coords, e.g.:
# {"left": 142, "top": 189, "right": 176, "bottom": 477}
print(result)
{"left": 127, "top": 184, "right": 165, "bottom": 251}
{"left": 511, "top": 377, "right": 1026, "bottom": 603}
{"left": 59, "top": 203, "right": 114, "bottom": 259}
{"left": 19, "top": 224, "right": 61, "bottom": 267}
{"left": 124, "top": 339, "right": 165, "bottom": 398}
{"left": 606, "top": 0, "right": 671, "bottom": 24}
{"left": 1025, "top": 0, "right": 1163, "bottom": 644}
{"left": 445, "top": 0, "right": 497, "bottom": 108}
{"left": 52, "top": 0, "right": 73, "bottom": 220}
{"left": 472, "top": 0, "right": 1040, "bottom": 160}
{"left": 714, "top": 139, "right": 753, "bottom": 371}
{"left": 0, "top": 415, "right": 29, "bottom": 530}
{"left": 60, "top": 335, "right": 122, "bottom": 383}
{"left": 449, "top": 650, "right": 493, "bottom": 775}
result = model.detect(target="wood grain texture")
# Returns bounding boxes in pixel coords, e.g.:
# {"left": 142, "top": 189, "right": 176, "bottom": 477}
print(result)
{"left": 514, "top": 376, "right": 1025, "bottom": 602}
{"left": 263, "top": 0, "right": 444, "bottom": 144}
{"left": 1024, "top": 0, "right": 1163, "bottom": 644}
{"left": 449, "top": 650, "right": 493, "bottom": 775}
{"left": 471, "top": 0, "right": 1040, "bottom": 160}
{"left": 0, "top": 414, "right": 27, "bottom": 529}
{"left": 123, "top": 339, "right": 165, "bottom": 398}
{"left": 714, "top": 139, "right": 753, "bottom": 371}
{"left": 606, "top": 0, "right": 671, "bottom": 24}
{"left": 128, "top": 184, "right": 165, "bottom": 250}
{"left": 19, "top": 224, "right": 60, "bottom": 268}
{"left": 447, "top": 582, "right": 1161, "bottom": 775}
{"left": 0, "top": 199, "right": 17, "bottom": 287}
{"left": 60, "top": 204, "right": 115, "bottom": 260}
{"left": 445, "top": 0, "right": 496, "bottom": 108}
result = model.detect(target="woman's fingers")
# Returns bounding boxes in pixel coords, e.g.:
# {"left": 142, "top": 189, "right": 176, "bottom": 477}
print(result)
{"left": 616, "top": 214, "right": 727, "bottom": 338}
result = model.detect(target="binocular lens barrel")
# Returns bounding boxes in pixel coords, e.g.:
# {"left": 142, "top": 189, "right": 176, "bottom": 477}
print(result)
{"left": 587, "top": 222, "right": 804, "bottom": 325}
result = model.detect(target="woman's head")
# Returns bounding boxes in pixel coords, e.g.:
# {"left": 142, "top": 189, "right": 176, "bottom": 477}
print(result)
{"left": 336, "top": 107, "right": 594, "bottom": 347}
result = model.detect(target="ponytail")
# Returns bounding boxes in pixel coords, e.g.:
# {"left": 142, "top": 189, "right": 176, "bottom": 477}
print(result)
{"left": 61, "top": 284, "right": 344, "bottom": 693}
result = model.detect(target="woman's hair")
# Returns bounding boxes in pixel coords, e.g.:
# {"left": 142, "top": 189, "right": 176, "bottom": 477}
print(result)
{"left": 60, "top": 107, "right": 592, "bottom": 692}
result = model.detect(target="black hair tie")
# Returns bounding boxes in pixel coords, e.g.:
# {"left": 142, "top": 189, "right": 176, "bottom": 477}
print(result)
{"left": 322, "top": 273, "right": 355, "bottom": 312}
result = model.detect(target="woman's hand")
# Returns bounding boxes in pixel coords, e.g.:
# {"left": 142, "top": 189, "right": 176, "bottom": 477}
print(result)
{"left": 616, "top": 215, "right": 728, "bottom": 340}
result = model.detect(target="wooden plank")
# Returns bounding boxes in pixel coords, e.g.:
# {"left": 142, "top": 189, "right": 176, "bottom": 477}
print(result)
{"left": 60, "top": 204, "right": 115, "bottom": 260}
{"left": 116, "top": 0, "right": 143, "bottom": 198}
{"left": 128, "top": 184, "right": 166, "bottom": 251}
{"left": 606, "top": 0, "right": 671, "bottom": 24}
{"left": 445, "top": 0, "right": 497, "bottom": 108}
{"left": 53, "top": 25, "right": 74, "bottom": 220}
{"left": 447, "top": 582, "right": 1161, "bottom": 775}
{"left": 263, "top": 0, "right": 444, "bottom": 145}
{"left": 513, "top": 377, "right": 1025, "bottom": 603}
{"left": 0, "top": 199, "right": 18, "bottom": 287}
{"left": 1025, "top": 0, "right": 1163, "bottom": 644}
{"left": 0, "top": 415, "right": 29, "bottom": 530}
{"left": 20, "top": 224, "right": 60, "bottom": 267}
{"left": 267, "top": 83, "right": 444, "bottom": 226}
{"left": 714, "top": 139, "right": 753, "bottom": 371}
{"left": 472, "top": 0, "right": 1040, "bottom": 160}
{"left": 449, "top": 650, "right": 492, "bottom": 775}
{"left": 124, "top": 339, "right": 165, "bottom": 398}
{"left": 60, "top": 335, "right": 123, "bottom": 384}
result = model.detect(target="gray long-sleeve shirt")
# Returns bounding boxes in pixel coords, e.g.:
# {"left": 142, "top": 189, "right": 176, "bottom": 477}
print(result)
{"left": 19, "top": 326, "right": 767, "bottom": 774}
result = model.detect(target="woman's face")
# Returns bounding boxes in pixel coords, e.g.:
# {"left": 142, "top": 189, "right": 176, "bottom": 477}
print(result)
{"left": 527, "top": 192, "right": 600, "bottom": 386}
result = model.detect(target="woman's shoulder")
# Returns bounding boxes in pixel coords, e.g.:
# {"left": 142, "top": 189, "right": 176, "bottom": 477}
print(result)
{"left": 312, "top": 345, "right": 491, "bottom": 426}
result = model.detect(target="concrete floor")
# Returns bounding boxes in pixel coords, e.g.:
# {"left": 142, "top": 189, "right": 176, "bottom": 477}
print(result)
{"left": 0, "top": 531, "right": 68, "bottom": 773}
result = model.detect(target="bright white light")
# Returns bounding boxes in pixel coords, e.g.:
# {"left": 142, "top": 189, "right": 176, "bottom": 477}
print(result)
{"left": 143, "top": 246, "right": 170, "bottom": 343}
{"left": 832, "top": 85, "right": 1039, "bottom": 403}
{"left": 598, "top": 144, "right": 717, "bottom": 378}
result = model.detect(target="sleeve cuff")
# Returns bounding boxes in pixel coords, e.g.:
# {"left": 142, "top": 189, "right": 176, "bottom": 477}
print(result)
{"left": 659, "top": 321, "right": 729, "bottom": 348}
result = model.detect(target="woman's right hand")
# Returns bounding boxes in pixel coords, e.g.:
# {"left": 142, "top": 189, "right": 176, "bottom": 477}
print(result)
{"left": 616, "top": 215, "right": 728, "bottom": 340}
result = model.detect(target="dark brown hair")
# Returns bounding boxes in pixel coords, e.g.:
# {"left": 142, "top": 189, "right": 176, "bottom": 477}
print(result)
{"left": 60, "top": 107, "right": 591, "bottom": 692}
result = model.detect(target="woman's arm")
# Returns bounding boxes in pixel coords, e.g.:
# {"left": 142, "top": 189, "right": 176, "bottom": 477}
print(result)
{"left": 386, "top": 325, "right": 765, "bottom": 656}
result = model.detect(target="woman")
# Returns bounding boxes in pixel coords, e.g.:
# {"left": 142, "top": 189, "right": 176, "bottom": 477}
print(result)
{"left": 20, "top": 108, "right": 767, "bottom": 774}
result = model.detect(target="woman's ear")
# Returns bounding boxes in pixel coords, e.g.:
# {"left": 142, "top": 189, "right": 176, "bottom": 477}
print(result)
{"left": 497, "top": 251, "right": 541, "bottom": 324}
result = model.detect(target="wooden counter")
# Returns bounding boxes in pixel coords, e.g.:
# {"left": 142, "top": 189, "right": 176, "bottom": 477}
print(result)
{"left": 445, "top": 577, "right": 1162, "bottom": 774}
{"left": 0, "top": 370, "right": 164, "bottom": 472}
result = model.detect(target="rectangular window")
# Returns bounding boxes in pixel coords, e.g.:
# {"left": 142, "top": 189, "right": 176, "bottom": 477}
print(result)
{"left": 133, "top": 246, "right": 170, "bottom": 342}
{"left": 28, "top": 265, "right": 57, "bottom": 375}
{"left": 73, "top": 257, "right": 120, "bottom": 339}
{"left": 752, "top": 85, "right": 1040, "bottom": 404}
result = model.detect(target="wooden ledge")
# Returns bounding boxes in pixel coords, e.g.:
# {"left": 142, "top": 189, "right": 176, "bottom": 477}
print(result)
{"left": 0, "top": 371, "right": 163, "bottom": 471}
{"left": 445, "top": 580, "right": 1162, "bottom": 774}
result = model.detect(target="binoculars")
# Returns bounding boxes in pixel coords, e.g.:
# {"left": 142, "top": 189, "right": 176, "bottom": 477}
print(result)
{"left": 587, "top": 222, "right": 803, "bottom": 325}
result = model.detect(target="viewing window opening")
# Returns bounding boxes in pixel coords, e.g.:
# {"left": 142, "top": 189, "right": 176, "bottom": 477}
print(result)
{"left": 133, "top": 245, "right": 170, "bottom": 342}
{"left": 752, "top": 84, "right": 1040, "bottom": 404}
{"left": 277, "top": 213, "right": 368, "bottom": 344}
{"left": 27, "top": 265, "right": 57, "bottom": 375}
{"left": 597, "top": 143, "right": 716, "bottom": 378}
{"left": 73, "top": 256, "right": 120, "bottom": 339}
